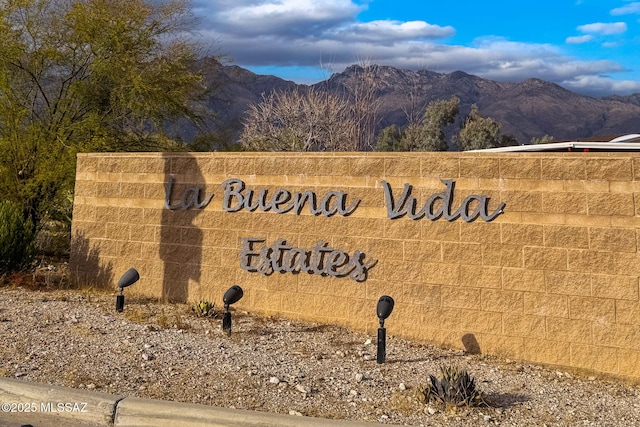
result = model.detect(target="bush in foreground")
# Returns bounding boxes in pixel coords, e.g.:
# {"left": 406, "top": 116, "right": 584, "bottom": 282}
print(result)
{"left": 417, "top": 365, "right": 487, "bottom": 409}
{"left": 0, "top": 201, "right": 35, "bottom": 276}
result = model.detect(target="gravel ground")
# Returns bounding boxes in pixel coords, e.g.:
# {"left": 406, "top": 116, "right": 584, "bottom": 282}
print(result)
{"left": 1, "top": 283, "right": 640, "bottom": 427}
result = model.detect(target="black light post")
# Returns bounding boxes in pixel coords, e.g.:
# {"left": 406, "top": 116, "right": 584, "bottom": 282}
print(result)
{"left": 115, "top": 268, "right": 139, "bottom": 312}
{"left": 222, "top": 285, "right": 244, "bottom": 335}
{"left": 376, "top": 295, "right": 394, "bottom": 364}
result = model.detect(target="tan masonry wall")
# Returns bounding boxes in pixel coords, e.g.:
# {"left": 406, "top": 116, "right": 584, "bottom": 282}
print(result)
{"left": 70, "top": 152, "right": 640, "bottom": 379}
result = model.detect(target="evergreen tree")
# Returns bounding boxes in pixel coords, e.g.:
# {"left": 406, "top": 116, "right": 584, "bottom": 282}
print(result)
{"left": 0, "top": 0, "right": 205, "bottom": 225}
{"left": 459, "top": 105, "right": 501, "bottom": 151}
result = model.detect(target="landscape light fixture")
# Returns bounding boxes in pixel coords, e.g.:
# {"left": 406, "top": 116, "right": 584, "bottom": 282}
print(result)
{"left": 376, "top": 295, "right": 394, "bottom": 364}
{"left": 115, "top": 268, "right": 139, "bottom": 312}
{"left": 222, "top": 285, "right": 244, "bottom": 335}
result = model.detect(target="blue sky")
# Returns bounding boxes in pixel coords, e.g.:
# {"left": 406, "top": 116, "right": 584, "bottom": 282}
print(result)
{"left": 192, "top": 0, "right": 640, "bottom": 96}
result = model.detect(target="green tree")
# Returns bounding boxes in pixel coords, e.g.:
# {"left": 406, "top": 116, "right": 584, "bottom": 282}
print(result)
{"left": 0, "top": 200, "right": 35, "bottom": 275}
{"left": 415, "top": 96, "right": 459, "bottom": 151}
{"left": 531, "top": 134, "right": 555, "bottom": 145}
{"left": 0, "top": 0, "right": 205, "bottom": 226}
{"left": 498, "top": 134, "right": 520, "bottom": 147}
{"left": 459, "top": 105, "right": 501, "bottom": 151}
{"left": 375, "top": 97, "right": 459, "bottom": 152}
{"left": 374, "top": 124, "right": 403, "bottom": 151}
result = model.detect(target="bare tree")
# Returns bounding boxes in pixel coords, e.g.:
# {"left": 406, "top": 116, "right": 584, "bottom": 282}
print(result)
{"left": 240, "top": 88, "right": 356, "bottom": 151}
{"left": 399, "top": 70, "right": 429, "bottom": 128}
{"left": 338, "top": 60, "right": 383, "bottom": 151}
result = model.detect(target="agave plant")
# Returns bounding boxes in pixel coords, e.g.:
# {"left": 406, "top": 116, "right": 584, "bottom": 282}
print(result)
{"left": 421, "top": 365, "right": 486, "bottom": 408}
{"left": 193, "top": 300, "right": 215, "bottom": 317}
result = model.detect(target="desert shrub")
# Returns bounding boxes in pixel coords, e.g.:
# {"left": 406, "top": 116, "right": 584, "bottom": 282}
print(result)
{"left": 35, "top": 220, "right": 71, "bottom": 257}
{"left": 417, "top": 365, "right": 486, "bottom": 409}
{"left": 0, "top": 201, "right": 35, "bottom": 275}
{"left": 193, "top": 300, "right": 216, "bottom": 317}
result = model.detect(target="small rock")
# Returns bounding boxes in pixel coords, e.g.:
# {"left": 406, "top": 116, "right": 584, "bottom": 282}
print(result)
{"left": 142, "top": 353, "right": 154, "bottom": 361}
{"left": 336, "top": 350, "right": 345, "bottom": 357}
{"left": 295, "top": 384, "right": 309, "bottom": 394}
{"left": 269, "top": 377, "right": 280, "bottom": 384}
{"left": 426, "top": 406, "right": 437, "bottom": 415}
{"left": 288, "top": 410, "right": 302, "bottom": 416}
{"left": 87, "top": 383, "right": 96, "bottom": 390}
{"left": 355, "top": 373, "right": 364, "bottom": 382}
{"left": 364, "top": 339, "right": 372, "bottom": 345}
{"left": 349, "top": 389, "right": 358, "bottom": 396}
{"left": 399, "top": 383, "right": 406, "bottom": 391}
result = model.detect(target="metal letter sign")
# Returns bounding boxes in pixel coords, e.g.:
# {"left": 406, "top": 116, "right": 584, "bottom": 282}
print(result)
{"left": 164, "top": 176, "right": 213, "bottom": 210}
{"left": 164, "top": 176, "right": 504, "bottom": 222}
{"left": 382, "top": 180, "right": 505, "bottom": 222}
{"left": 239, "top": 238, "right": 377, "bottom": 282}
{"left": 162, "top": 175, "right": 505, "bottom": 283}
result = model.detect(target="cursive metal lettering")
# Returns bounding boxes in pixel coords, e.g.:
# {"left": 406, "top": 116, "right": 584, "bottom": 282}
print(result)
{"left": 240, "top": 238, "right": 376, "bottom": 282}
{"left": 382, "top": 179, "right": 504, "bottom": 222}
{"left": 221, "top": 178, "right": 360, "bottom": 217}
{"left": 165, "top": 176, "right": 213, "bottom": 210}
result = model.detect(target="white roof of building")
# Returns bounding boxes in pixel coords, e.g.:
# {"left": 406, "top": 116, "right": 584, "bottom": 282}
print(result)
{"left": 471, "top": 134, "right": 640, "bottom": 152}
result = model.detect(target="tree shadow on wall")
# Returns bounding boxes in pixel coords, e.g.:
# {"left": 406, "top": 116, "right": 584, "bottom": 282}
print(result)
{"left": 69, "top": 232, "right": 114, "bottom": 289}
{"left": 160, "top": 153, "right": 205, "bottom": 303}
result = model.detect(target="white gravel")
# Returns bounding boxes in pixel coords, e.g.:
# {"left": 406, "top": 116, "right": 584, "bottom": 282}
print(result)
{"left": 1, "top": 286, "right": 640, "bottom": 426}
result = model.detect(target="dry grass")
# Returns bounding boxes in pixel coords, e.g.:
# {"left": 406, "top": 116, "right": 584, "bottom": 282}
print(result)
{"left": 390, "top": 389, "right": 423, "bottom": 415}
{"left": 123, "top": 303, "right": 193, "bottom": 331}
{"left": 156, "top": 312, "right": 191, "bottom": 330}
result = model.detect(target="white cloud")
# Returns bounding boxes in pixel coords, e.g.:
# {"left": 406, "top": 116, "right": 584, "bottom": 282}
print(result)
{"left": 566, "top": 35, "right": 593, "bottom": 44}
{"left": 561, "top": 75, "right": 640, "bottom": 96}
{"left": 196, "top": 0, "right": 364, "bottom": 37}
{"left": 611, "top": 2, "right": 640, "bottom": 15}
{"left": 448, "top": 39, "right": 626, "bottom": 84}
{"left": 577, "top": 22, "right": 627, "bottom": 35}
{"left": 331, "top": 20, "right": 455, "bottom": 42}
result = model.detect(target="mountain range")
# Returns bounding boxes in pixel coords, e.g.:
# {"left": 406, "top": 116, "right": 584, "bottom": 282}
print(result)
{"left": 191, "top": 60, "right": 640, "bottom": 147}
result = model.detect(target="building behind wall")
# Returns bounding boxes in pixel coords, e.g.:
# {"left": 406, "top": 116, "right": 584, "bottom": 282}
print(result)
{"left": 71, "top": 151, "right": 640, "bottom": 380}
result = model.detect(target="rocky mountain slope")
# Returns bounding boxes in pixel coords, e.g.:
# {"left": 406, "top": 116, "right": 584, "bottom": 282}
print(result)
{"left": 188, "top": 60, "right": 640, "bottom": 147}
{"left": 323, "top": 65, "right": 640, "bottom": 144}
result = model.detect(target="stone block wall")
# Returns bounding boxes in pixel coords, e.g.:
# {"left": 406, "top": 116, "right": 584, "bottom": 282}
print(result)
{"left": 70, "top": 152, "right": 640, "bottom": 379}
